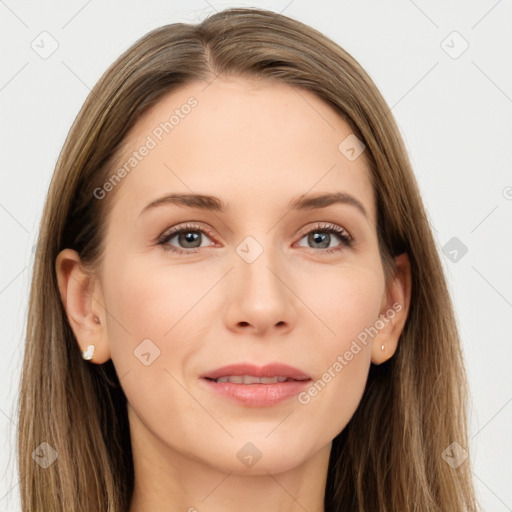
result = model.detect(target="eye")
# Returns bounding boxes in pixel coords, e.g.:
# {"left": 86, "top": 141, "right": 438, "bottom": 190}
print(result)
{"left": 295, "top": 222, "right": 353, "bottom": 254}
{"left": 157, "top": 223, "right": 216, "bottom": 254}
{"left": 157, "top": 221, "right": 353, "bottom": 256}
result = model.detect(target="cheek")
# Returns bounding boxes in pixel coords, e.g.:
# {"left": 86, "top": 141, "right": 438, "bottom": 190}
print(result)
{"left": 99, "top": 255, "right": 210, "bottom": 434}
{"left": 99, "top": 252, "right": 229, "bottom": 403}
{"left": 292, "top": 262, "right": 384, "bottom": 436}
{"left": 297, "top": 258, "right": 385, "bottom": 344}
{"left": 102, "top": 255, "right": 212, "bottom": 341}
{"left": 98, "top": 253, "right": 193, "bottom": 388}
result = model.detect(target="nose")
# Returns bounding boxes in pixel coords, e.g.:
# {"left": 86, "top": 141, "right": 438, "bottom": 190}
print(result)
{"left": 224, "top": 240, "right": 297, "bottom": 338}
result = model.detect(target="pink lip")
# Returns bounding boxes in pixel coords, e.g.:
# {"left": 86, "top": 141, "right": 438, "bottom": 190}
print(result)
{"left": 200, "top": 362, "right": 312, "bottom": 408}
{"left": 200, "top": 362, "right": 311, "bottom": 380}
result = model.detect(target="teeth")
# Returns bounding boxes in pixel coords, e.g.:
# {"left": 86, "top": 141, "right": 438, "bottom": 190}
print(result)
{"left": 214, "top": 375, "right": 289, "bottom": 384}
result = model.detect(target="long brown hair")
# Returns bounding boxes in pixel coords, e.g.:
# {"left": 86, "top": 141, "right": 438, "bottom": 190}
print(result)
{"left": 17, "top": 7, "right": 478, "bottom": 511}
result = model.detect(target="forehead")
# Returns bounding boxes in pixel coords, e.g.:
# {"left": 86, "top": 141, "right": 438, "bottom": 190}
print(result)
{"left": 107, "top": 76, "right": 375, "bottom": 225}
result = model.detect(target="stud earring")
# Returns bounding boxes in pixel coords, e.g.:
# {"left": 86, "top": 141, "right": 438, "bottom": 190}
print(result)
{"left": 381, "top": 344, "right": 385, "bottom": 352}
{"left": 82, "top": 344, "right": 95, "bottom": 361}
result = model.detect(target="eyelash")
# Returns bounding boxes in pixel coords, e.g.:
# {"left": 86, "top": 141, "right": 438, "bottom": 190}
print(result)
{"left": 157, "top": 222, "right": 353, "bottom": 255}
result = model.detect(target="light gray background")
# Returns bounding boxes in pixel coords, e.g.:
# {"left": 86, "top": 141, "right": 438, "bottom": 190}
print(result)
{"left": 1, "top": 1, "right": 511, "bottom": 510}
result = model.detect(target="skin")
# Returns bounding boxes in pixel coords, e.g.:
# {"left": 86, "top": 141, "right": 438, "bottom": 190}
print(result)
{"left": 56, "top": 76, "right": 411, "bottom": 512}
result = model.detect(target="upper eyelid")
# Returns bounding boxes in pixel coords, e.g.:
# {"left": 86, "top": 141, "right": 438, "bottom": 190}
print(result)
{"left": 159, "top": 221, "right": 352, "bottom": 244}
{"left": 158, "top": 222, "right": 215, "bottom": 242}
{"left": 296, "top": 222, "right": 351, "bottom": 239}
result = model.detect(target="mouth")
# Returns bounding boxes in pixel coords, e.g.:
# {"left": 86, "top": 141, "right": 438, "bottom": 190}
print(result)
{"left": 200, "top": 363, "right": 312, "bottom": 407}
{"left": 201, "top": 362, "right": 311, "bottom": 381}
{"left": 204, "top": 375, "right": 309, "bottom": 384}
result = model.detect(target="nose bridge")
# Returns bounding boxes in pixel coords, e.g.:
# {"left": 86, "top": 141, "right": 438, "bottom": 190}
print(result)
{"left": 234, "top": 232, "right": 285, "bottom": 299}
{"left": 225, "top": 231, "right": 296, "bottom": 334}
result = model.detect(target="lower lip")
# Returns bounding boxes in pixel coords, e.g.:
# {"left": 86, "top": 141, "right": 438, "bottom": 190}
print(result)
{"left": 201, "top": 378, "right": 311, "bottom": 407}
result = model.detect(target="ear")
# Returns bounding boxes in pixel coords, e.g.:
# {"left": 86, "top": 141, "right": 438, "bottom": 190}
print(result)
{"left": 55, "top": 248, "right": 111, "bottom": 364}
{"left": 371, "top": 252, "right": 412, "bottom": 364}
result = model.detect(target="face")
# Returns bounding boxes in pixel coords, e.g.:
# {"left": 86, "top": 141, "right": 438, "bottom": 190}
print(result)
{"left": 92, "top": 77, "right": 392, "bottom": 475}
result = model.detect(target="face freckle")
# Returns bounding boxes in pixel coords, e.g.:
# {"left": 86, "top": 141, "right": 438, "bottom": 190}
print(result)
{"left": 97, "top": 76, "right": 388, "bottom": 478}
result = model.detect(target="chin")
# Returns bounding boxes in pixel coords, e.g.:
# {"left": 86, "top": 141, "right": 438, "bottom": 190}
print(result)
{"left": 197, "top": 433, "right": 323, "bottom": 476}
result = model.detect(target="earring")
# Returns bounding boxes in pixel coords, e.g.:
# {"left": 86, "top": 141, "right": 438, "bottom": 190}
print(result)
{"left": 82, "top": 344, "right": 95, "bottom": 361}
{"left": 381, "top": 344, "right": 385, "bottom": 352}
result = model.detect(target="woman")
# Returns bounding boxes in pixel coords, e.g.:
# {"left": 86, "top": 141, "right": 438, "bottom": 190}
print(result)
{"left": 17, "top": 7, "right": 479, "bottom": 511}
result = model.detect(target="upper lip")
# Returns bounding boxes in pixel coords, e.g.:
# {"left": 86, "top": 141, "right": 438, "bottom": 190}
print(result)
{"left": 201, "top": 363, "right": 311, "bottom": 381}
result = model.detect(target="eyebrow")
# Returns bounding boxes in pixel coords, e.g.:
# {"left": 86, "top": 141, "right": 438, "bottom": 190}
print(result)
{"left": 139, "top": 191, "right": 368, "bottom": 218}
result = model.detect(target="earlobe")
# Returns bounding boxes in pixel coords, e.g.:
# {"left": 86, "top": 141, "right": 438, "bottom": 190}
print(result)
{"left": 371, "top": 252, "right": 412, "bottom": 364}
{"left": 55, "top": 249, "right": 110, "bottom": 364}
